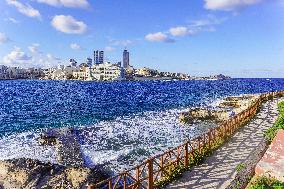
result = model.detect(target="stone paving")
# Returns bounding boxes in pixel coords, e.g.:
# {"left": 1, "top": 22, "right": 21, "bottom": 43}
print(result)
{"left": 166, "top": 98, "right": 283, "bottom": 189}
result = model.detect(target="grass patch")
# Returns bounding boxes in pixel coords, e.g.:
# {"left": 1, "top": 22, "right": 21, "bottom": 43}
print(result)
{"left": 248, "top": 176, "right": 284, "bottom": 189}
{"left": 264, "top": 101, "right": 284, "bottom": 142}
{"left": 155, "top": 164, "right": 187, "bottom": 188}
{"left": 236, "top": 163, "right": 246, "bottom": 173}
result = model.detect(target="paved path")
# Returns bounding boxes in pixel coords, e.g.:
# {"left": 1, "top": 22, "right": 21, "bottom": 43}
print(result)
{"left": 166, "top": 98, "right": 283, "bottom": 189}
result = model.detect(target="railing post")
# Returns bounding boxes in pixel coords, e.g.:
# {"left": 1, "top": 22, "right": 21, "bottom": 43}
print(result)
{"left": 124, "top": 173, "right": 127, "bottom": 189}
{"left": 148, "top": 158, "right": 154, "bottom": 189}
{"left": 184, "top": 141, "right": 189, "bottom": 167}
{"left": 109, "top": 179, "right": 112, "bottom": 189}
{"left": 136, "top": 167, "right": 140, "bottom": 187}
{"left": 208, "top": 129, "right": 211, "bottom": 150}
{"left": 198, "top": 137, "right": 202, "bottom": 154}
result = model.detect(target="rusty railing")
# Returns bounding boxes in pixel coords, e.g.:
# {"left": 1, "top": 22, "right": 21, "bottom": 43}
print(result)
{"left": 88, "top": 90, "right": 284, "bottom": 189}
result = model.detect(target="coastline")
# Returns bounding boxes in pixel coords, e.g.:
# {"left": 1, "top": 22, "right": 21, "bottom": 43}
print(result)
{"left": 0, "top": 79, "right": 284, "bottom": 188}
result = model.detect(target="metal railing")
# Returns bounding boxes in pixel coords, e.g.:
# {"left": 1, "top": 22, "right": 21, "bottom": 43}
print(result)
{"left": 88, "top": 91, "right": 284, "bottom": 189}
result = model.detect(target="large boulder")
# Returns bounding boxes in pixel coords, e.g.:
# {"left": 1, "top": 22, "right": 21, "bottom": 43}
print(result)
{"left": 0, "top": 158, "right": 108, "bottom": 189}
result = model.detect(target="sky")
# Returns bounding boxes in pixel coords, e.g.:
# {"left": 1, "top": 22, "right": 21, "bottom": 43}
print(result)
{"left": 0, "top": 0, "right": 284, "bottom": 78}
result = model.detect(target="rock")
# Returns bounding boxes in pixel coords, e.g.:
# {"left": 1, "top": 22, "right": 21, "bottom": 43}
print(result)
{"left": 0, "top": 158, "right": 109, "bottom": 189}
{"left": 179, "top": 94, "right": 261, "bottom": 124}
{"left": 179, "top": 108, "right": 229, "bottom": 123}
{"left": 65, "top": 168, "right": 91, "bottom": 188}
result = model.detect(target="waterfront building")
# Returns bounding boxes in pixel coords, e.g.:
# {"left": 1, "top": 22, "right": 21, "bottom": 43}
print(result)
{"left": 51, "top": 69, "right": 66, "bottom": 80}
{"left": 69, "top": 59, "right": 77, "bottom": 67}
{"left": 73, "top": 67, "right": 91, "bottom": 80}
{"left": 116, "top": 61, "right": 122, "bottom": 67}
{"left": 5, "top": 67, "right": 28, "bottom": 79}
{"left": 123, "top": 49, "right": 130, "bottom": 68}
{"left": 63, "top": 66, "right": 78, "bottom": 79}
{"left": 135, "top": 67, "right": 158, "bottom": 77}
{"left": 90, "top": 62, "right": 125, "bottom": 81}
{"left": 26, "top": 68, "right": 43, "bottom": 79}
{"left": 86, "top": 58, "right": 92, "bottom": 67}
{"left": 42, "top": 68, "right": 55, "bottom": 79}
{"left": 79, "top": 63, "right": 89, "bottom": 68}
{"left": 0, "top": 65, "right": 8, "bottom": 79}
{"left": 57, "top": 65, "right": 65, "bottom": 70}
{"left": 94, "top": 50, "right": 104, "bottom": 64}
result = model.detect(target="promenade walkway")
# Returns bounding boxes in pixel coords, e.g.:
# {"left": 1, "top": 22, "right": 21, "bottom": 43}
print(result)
{"left": 166, "top": 98, "right": 282, "bottom": 189}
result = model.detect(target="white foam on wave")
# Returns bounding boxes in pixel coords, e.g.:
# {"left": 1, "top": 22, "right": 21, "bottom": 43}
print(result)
{"left": 0, "top": 107, "right": 216, "bottom": 172}
{"left": 78, "top": 108, "right": 216, "bottom": 171}
{"left": 0, "top": 131, "right": 57, "bottom": 164}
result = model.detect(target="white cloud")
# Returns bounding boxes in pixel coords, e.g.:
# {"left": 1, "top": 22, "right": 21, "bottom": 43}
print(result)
{"left": 0, "top": 33, "right": 10, "bottom": 44}
{"left": 4, "top": 17, "right": 19, "bottom": 24}
{"left": 3, "top": 47, "right": 31, "bottom": 66}
{"left": 190, "top": 15, "right": 226, "bottom": 27}
{"left": 70, "top": 43, "right": 81, "bottom": 50}
{"left": 105, "top": 46, "right": 115, "bottom": 52}
{"left": 51, "top": 15, "right": 87, "bottom": 34}
{"left": 145, "top": 32, "right": 175, "bottom": 43}
{"left": 169, "top": 26, "right": 195, "bottom": 37}
{"left": 110, "top": 39, "right": 133, "bottom": 46}
{"left": 36, "top": 0, "right": 89, "bottom": 8}
{"left": 6, "top": 0, "right": 41, "bottom": 19}
{"left": 168, "top": 15, "right": 226, "bottom": 37}
{"left": 204, "top": 0, "right": 262, "bottom": 11}
{"left": 2, "top": 45, "right": 61, "bottom": 68}
{"left": 28, "top": 43, "right": 40, "bottom": 53}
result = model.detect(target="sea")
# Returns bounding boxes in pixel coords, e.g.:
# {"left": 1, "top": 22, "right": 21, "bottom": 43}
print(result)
{"left": 0, "top": 78, "right": 284, "bottom": 171}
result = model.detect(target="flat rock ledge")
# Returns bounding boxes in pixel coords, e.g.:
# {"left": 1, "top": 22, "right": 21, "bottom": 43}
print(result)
{"left": 0, "top": 158, "right": 109, "bottom": 189}
{"left": 179, "top": 94, "right": 260, "bottom": 123}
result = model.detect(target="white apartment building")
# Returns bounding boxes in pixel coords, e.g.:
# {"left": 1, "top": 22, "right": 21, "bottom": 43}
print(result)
{"left": 73, "top": 67, "right": 91, "bottom": 80}
{"left": 92, "top": 62, "right": 124, "bottom": 81}
{"left": 72, "top": 62, "right": 124, "bottom": 81}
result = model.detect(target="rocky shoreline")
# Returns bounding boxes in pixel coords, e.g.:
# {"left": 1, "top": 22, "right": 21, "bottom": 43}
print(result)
{"left": 0, "top": 158, "right": 109, "bottom": 189}
{"left": 0, "top": 128, "right": 111, "bottom": 189}
{"left": 179, "top": 94, "right": 261, "bottom": 123}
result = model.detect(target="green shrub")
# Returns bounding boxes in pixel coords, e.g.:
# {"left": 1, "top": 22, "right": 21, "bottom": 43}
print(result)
{"left": 155, "top": 164, "right": 186, "bottom": 188}
{"left": 249, "top": 176, "right": 284, "bottom": 189}
{"left": 264, "top": 101, "right": 284, "bottom": 142}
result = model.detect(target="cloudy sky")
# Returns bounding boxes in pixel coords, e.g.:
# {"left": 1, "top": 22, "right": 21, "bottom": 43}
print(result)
{"left": 0, "top": 0, "right": 284, "bottom": 77}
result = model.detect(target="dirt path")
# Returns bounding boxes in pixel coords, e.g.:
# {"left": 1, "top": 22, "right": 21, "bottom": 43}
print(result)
{"left": 166, "top": 98, "right": 282, "bottom": 189}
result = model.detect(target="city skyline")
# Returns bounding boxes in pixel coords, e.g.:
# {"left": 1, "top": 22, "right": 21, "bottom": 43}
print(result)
{"left": 0, "top": 0, "right": 284, "bottom": 77}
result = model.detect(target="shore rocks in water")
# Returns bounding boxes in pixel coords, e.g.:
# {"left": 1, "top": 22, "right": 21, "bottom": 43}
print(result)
{"left": 179, "top": 108, "right": 229, "bottom": 123}
{"left": 179, "top": 94, "right": 260, "bottom": 123}
{"left": 0, "top": 158, "right": 108, "bottom": 189}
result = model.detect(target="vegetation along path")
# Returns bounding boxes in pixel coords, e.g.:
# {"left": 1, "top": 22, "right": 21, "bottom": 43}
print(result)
{"left": 166, "top": 98, "right": 283, "bottom": 189}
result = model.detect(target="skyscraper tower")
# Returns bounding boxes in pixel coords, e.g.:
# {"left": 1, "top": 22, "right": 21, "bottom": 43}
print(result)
{"left": 123, "top": 49, "right": 129, "bottom": 68}
{"left": 94, "top": 50, "right": 104, "bottom": 64}
{"left": 86, "top": 57, "right": 92, "bottom": 67}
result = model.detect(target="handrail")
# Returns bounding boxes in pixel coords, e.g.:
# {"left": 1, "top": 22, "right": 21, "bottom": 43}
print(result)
{"left": 88, "top": 90, "right": 284, "bottom": 189}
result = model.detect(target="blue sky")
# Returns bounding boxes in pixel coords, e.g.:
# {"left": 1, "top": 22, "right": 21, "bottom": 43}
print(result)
{"left": 0, "top": 0, "right": 284, "bottom": 77}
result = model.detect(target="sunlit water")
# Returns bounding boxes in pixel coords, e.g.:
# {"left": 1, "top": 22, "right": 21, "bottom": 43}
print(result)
{"left": 1, "top": 79, "right": 284, "bottom": 171}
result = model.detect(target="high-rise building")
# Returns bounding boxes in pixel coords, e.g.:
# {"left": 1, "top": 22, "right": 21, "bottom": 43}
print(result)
{"left": 86, "top": 57, "right": 92, "bottom": 67}
{"left": 94, "top": 50, "right": 104, "bottom": 64}
{"left": 123, "top": 49, "right": 129, "bottom": 68}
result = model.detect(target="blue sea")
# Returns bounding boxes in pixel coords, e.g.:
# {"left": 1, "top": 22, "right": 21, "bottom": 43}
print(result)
{"left": 0, "top": 78, "right": 284, "bottom": 170}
